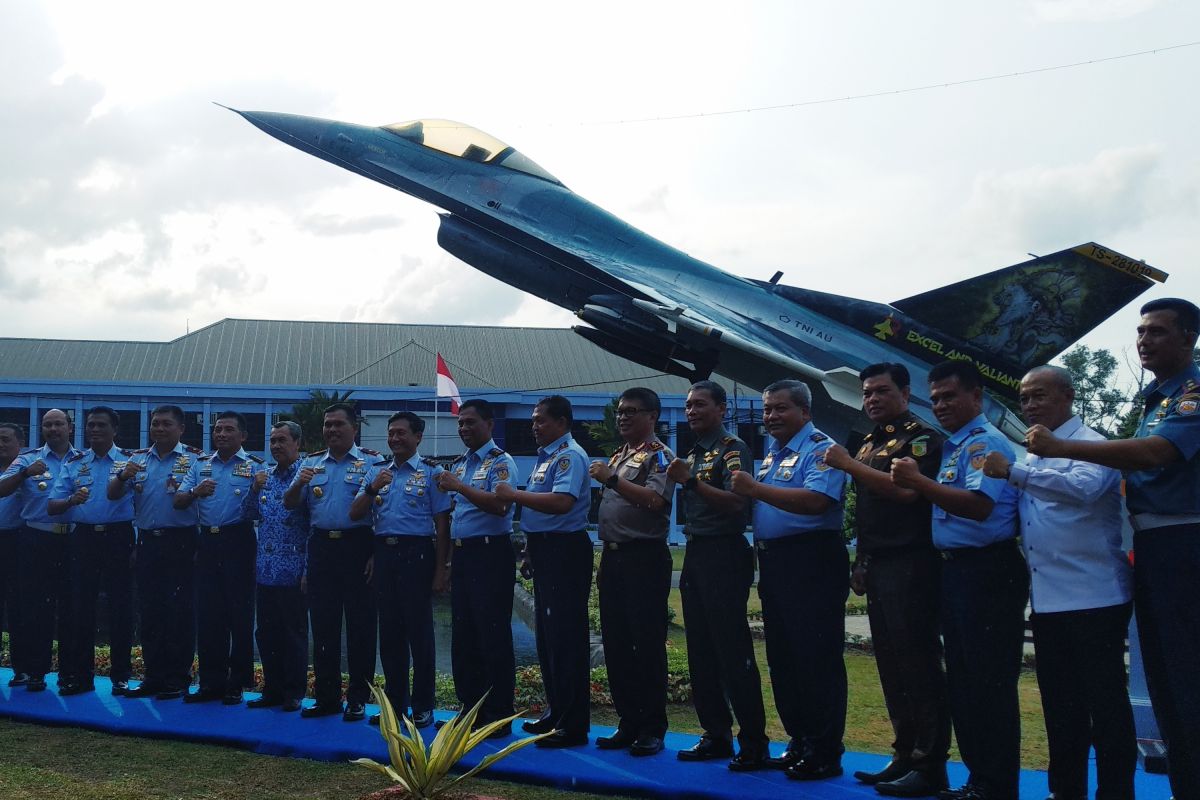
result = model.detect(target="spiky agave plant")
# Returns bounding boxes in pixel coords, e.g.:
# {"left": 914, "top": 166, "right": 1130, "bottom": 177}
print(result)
{"left": 352, "top": 685, "right": 553, "bottom": 799}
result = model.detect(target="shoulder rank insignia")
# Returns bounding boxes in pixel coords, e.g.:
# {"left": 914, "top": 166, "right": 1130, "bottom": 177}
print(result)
{"left": 248, "top": 454, "right": 265, "bottom": 464}
{"left": 488, "top": 447, "right": 504, "bottom": 459}
{"left": 968, "top": 427, "right": 987, "bottom": 437}
{"left": 360, "top": 447, "right": 381, "bottom": 457}
{"left": 119, "top": 448, "right": 134, "bottom": 457}
{"left": 198, "top": 454, "right": 214, "bottom": 461}
{"left": 420, "top": 456, "right": 440, "bottom": 467}
{"left": 133, "top": 447, "right": 151, "bottom": 454}
{"left": 307, "top": 449, "right": 328, "bottom": 458}
{"left": 649, "top": 440, "right": 665, "bottom": 451}
{"left": 721, "top": 435, "right": 736, "bottom": 446}
{"left": 185, "top": 445, "right": 204, "bottom": 455}
{"left": 810, "top": 432, "right": 828, "bottom": 443}
{"left": 904, "top": 420, "right": 919, "bottom": 431}
{"left": 375, "top": 458, "right": 391, "bottom": 467}
{"left": 68, "top": 451, "right": 87, "bottom": 462}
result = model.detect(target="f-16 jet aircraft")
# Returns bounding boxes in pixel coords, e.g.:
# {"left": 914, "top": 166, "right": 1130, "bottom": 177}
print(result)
{"left": 229, "top": 108, "right": 1168, "bottom": 444}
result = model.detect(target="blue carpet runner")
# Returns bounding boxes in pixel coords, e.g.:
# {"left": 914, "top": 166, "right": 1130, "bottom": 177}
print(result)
{"left": 0, "top": 670, "right": 1170, "bottom": 799}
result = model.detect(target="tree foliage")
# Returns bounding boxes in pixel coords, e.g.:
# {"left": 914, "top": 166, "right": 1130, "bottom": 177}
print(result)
{"left": 1059, "top": 345, "right": 1128, "bottom": 438}
{"left": 584, "top": 398, "right": 622, "bottom": 456}
{"left": 280, "top": 389, "right": 357, "bottom": 452}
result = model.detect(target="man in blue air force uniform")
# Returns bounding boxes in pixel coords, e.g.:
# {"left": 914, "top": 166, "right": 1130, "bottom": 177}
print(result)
{"left": 0, "top": 409, "right": 80, "bottom": 693}
{"left": 496, "top": 395, "right": 594, "bottom": 749}
{"left": 175, "top": 411, "right": 266, "bottom": 705}
{"left": 108, "top": 404, "right": 202, "bottom": 700}
{"left": 892, "top": 361, "right": 1026, "bottom": 800}
{"left": 48, "top": 406, "right": 136, "bottom": 696}
{"left": 285, "top": 402, "right": 379, "bottom": 723}
{"left": 350, "top": 411, "right": 451, "bottom": 729}
{"left": 0, "top": 423, "right": 30, "bottom": 687}
{"left": 435, "top": 399, "right": 519, "bottom": 737}
{"left": 731, "top": 379, "right": 848, "bottom": 782}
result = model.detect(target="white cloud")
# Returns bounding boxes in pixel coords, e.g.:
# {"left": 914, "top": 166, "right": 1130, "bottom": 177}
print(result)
{"left": 1029, "top": 0, "right": 1161, "bottom": 23}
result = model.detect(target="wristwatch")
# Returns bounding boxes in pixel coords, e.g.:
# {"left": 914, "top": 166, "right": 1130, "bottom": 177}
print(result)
{"left": 684, "top": 476, "right": 699, "bottom": 490}
{"left": 604, "top": 474, "right": 619, "bottom": 490}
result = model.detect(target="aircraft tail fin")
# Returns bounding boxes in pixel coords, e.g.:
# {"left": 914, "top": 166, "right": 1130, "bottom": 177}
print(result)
{"left": 891, "top": 243, "right": 1167, "bottom": 375}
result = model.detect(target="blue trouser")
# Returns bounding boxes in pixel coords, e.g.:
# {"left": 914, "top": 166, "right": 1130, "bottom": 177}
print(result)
{"left": 451, "top": 534, "right": 516, "bottom": 725}
{"left": 374, "top": 535, "right": 436, "bottom": 715}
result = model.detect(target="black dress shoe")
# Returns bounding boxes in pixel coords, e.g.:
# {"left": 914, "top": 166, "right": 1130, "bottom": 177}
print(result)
{"left": 785, "top": 756, "right": 843, "bottom": 781}
{"left": 728, "top": 747, "right": 769, "bottom": 772}
{"left": 8, "top": 672, "right": 30, "bottom": 687}
{"left": 222, "top": 691, "right": 243, "bottom": 705}
{"left": 183, "top": 688, "right": 222, "bottom": 704}
{"left": 155, "top": 688, "right": 184, "bottom": 700}
{"left": 765, "top": 748, "right": 803, "bottom": 769}
{"left": 535, "top": 730, "right": 589, "bottom": 748}
{"left": 630, "top": 735, "right": 664, "bottom": 756}
{"left": 410, "top": 710, "right": 434, "bottom": 728}
{"left": 110, "top": 680, "right": 129, "bottom": 696}
{"left": 596, "top": 730, "right": 637, "bottom": 750}
{"left": 58, "top": 682, "right": 95, "bottom": 696}
{"left": 855, "top": 758, "right": 913, "bottom": 785}
{"left": 876, "top": 768, "right": 950, "bottom": 798}
{"left": 343, "top": 702, "right": 366, "bottom": 722}
{"left": 301, "top": 702, "right": 343, "bottom": 718}
{"left": 479, "top": 723, "right": 511, "bottom": 740}
{"left": 521, "top": 716, "right": 555, "bottom": 735}
{"left": 677, "top": 735, "right": 734, "bottom": 762}
{"left": 122, "top": 683, "right": 162, "bottom": 699}
{"left": 282, "top": 698, "right": 302, "bottom": 712}
{"left": 246, "top": 695, "right": 283, "bottom": 709}
{"left": 26, "top": 677, "right": 47, "bottom": 692}
{"left": 938, "top": 786, "right": 988, "bottom": 800}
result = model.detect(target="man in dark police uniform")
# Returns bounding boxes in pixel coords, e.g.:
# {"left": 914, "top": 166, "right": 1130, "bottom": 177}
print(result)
{"left": 666, "top": 380, "right": 768, "bottom": 770}
{"left": 823, "top": 363, "right": 950, "bottom": 797}
{"left": 1027, "top": 297, "right": 1200, "bottom": 800}
{"left": 588, "top": 387, "right": 676, "bottom": 757}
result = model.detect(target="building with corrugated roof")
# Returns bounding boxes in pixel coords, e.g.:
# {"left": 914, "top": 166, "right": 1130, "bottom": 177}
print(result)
{"left": 0, "top": 316, "right": 765, "bottom": 464}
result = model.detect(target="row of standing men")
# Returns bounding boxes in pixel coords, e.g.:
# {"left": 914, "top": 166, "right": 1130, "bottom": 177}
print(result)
{"left": 0, "top": 297, "right": 1197, "bottom": 800}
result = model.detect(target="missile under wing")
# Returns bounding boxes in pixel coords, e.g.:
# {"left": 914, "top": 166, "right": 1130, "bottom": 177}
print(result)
{"left": 228, "top": 108, "right": 1168, "bottom": 443}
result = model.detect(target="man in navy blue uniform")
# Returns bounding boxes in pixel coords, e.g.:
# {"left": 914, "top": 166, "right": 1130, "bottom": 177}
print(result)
{"left": 244, "top": 421, "right": 310, "bottom": 713}
{"left": 1027, "top": 297, "right": 1200, "bottom": 800}
{"left": 108, "top": 404, "right": 202, "bottom": 700}
{"left": 176, "top": 411, "right": 266, "bottom": 704}
{"left": 0, "top": 423, "right": 31, "bottom": 687}
{"left": 730, "top": 379, "right": 848, "bottom": 782}
{"left": 350, "top": 411, "right": 451, "bottom": 728}
{"left": 892, "top": 361, "right": 1026, "bottom": 800}
{"left": 48, "top": 406, "right": 136, "bottom": 696}
{"left": 285, "top": 402, "right": 378, "bottom": 722}
{"left": 435, "top": 399, "right": 519, "bottom": 736}
{"left": 0, "top": 409, "right": 81, "bottom": 693}
{"left": 496, "top": 395, "right": 594, "bottom": 749}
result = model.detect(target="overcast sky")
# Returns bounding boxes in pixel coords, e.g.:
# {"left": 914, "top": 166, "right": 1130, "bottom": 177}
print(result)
{"left": 2, "top": 0, "right": 1196, "bottom": 386}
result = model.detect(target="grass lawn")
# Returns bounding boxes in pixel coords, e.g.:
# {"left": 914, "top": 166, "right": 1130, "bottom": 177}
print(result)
{"left": 0, "top": 717, "right": 642, "bottom": 800}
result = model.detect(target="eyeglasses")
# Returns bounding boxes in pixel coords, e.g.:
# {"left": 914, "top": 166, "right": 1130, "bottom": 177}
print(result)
{"left": 615, "top": 407, "right": 648, "bottom": 418}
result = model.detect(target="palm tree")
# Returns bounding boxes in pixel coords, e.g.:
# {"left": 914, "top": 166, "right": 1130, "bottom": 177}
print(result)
{"left": 280, "top": 389, "right": 358, "bottom": 452}
{"left": 584, "top": 398, "right": 622, "bottom": 456}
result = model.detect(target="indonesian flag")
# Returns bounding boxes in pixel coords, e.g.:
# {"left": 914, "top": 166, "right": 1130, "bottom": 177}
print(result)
{"left": 436, "top": 353, "right": 461, "bottom": 415}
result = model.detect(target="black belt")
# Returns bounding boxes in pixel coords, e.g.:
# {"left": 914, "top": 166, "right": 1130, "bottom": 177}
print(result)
{"left": 377, "top": 535, "right": 429, "bottom": 547}
{"left": 76, "top": 521, "right": 134, "bottom": 533}
{"left": 203, "top": 521, "right": 253, "bottom": 535}
{"left": 754, "top": 529, "right": 841, "bottom": 551}
{"left": 525, "top": 529, "right": 588, "bottom": 538}
{"left": 939, "top": 538, "right": 1019, "bottom": 561}
{"left": 140, "top": 525, "right": 197, "bottom": 538}
{"left": 859, "top": 543, "right": 938, "bottom": 563}
{"left": 602, "top": 537, "right": 666, "bottom": 550}
{"left": 313, "top": 526, "right": 371, "bottom": 540}
{"left": 684, "top": 533, "right": 748, "bottom": 544}
{"left": 453, "top": 533, "right": 510, "bottom": 548}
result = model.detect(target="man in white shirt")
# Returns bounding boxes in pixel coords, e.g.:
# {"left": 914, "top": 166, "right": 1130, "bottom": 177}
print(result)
{"left": 983, "top": 366, "right": 1135, "bottom": 800}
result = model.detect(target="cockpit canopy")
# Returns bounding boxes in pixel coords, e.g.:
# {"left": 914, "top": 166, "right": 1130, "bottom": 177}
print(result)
{"left": 382, "top": 119, "right": 561, "bottom": 185}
